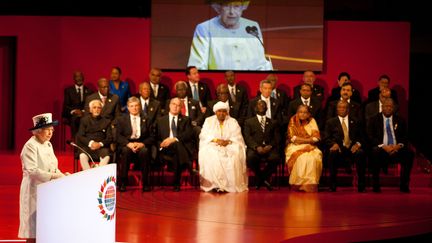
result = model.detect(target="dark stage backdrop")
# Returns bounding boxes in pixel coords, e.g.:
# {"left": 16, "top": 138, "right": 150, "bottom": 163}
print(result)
{"left": 0, "top": 16, "right": 410, "bottom": 150}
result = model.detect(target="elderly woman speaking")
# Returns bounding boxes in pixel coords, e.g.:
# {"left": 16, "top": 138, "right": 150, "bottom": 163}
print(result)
{"left": 19, "top": 113, "right": 69, "bottom": 243}
{"left": 198, "top": 101, "right": 248, "bottom": 192}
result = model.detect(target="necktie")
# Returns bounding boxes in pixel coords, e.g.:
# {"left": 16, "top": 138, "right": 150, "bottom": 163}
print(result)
{"left": 386, "top": 118, "right": 394, "bottom": 145}
{"left": 132, "top": 117, "right": 138, "bottom": 139}
{"left": 101, "top": 96, "right": 107, "bottom": 105}
{"left": 304, "top": 100, "right": 309, "bottom": 106}
{"left": 153, "top": 84, "right": 158, "bottom": 98}
{"left": 260, "top": 116, "right": 266, "bottom": 132}
{"left": 230, "top": 87, "right": 236, "bottom": 102}
{"left": 341, "top": 118, "right": 350, "bottom": 148}
{"left": 192, "top": 84, "right": 199, "bottom": 101}
{"left": 171, "top": 117, "right": 177, "bottom": 137}
{"left": 143, "top": 102, "right": 148, "bottom": 115}
{"left": 77, "top": 87, "right": 82, "bottom": 102}
{"left": 181, "top": 99, "right": 186, "bottom": 116}
{"left": 265, "top": 99, "right": 271, "bottom": 118}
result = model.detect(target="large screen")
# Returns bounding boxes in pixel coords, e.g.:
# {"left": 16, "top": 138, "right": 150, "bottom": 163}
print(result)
{"left": 151, "top": 0, "right": 323, "bottom": 71}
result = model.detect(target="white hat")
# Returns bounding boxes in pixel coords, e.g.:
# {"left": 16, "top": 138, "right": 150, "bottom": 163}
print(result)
{"left": 213, "top": 101, "right": 230, "bottom": 113}
{"left": 29, "top": 113, "right": 59, "bottom": 131}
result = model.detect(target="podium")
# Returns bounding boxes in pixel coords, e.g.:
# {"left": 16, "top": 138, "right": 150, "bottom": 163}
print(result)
{"left": 37, "top": 164, "right": 117, "bottom": 243}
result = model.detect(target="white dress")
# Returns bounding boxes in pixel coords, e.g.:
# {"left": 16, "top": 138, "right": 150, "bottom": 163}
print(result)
{"left": 199, "top": 115, "right": 248, "bottom": 192}
{"left": 188, "top": 16, "right": 273, "bottom": 71}
{"left": 19, "top": 136, "right": 62, "bottom": 238}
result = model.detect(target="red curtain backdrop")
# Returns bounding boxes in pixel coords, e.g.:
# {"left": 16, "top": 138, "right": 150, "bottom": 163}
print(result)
{"left": 0, "top": 17, "right": 410, "bottom": 150}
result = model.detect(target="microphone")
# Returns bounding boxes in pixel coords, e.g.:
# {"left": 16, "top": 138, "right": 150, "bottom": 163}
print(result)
{"left": 66, "top": 140, "right": 97, "bottom": 168}
{"left": 245, "top": 26, "right": 264, "bottom": 47}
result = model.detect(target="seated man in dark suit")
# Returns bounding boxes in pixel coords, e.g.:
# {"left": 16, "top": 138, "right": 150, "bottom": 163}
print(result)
{"left": 149, "top": 68, "right": 170, "bottom": 115}
{"left": 207, "top": 83, "right": 247, "bottom": 126}
{"left": 153, "top": 98, "right": 194, "bottom": 192}
{"left": 137, "top": 81, "right": 161, "bottom": 127}
{"left": 224, "top": 70, "right": 249, "bottom": 126}
{"left": 244, "top": 100, "right": 280, "bottom": 191}
{"left": 327, "top": 72, "right": 362, "bottom": 104}
{"left": 62, "top": 71, "right": 92, "bottom": 138}
{"left": 185, "top": 66, "right": 212, "bottom": 114}
{"left": 84, "top": 77, "right": 121, "bottom": 122}
{"left": 248, "top": 79, "right": 283, "bottom": 124}
{"left": 293, "top": 70, "right": 325, "bottom": 104}
{"left": 366, "top": 74, "right": 398, "bottom": 104}
{"left": 367, "top": 98, "right": 414, "bottom": 193}
{"left": 326, "top": 82, "right": 361, "bottom": 122}
{"left": 287, "top": 83, "right": 322, "bottom": 125}
{"left": 117, "top": 97, "right": 154, "bottom": 192}
{"left": 364, "top": 87, "right": 397, "bottom": 122}
{"left": 76, "top": 99, "right": 112, "bottom": 170}
{"left": 324, "top": 100, "right": 366, "bottom": 192}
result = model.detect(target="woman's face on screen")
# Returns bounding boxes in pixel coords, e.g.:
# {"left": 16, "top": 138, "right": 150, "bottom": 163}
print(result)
{"left": 218, "top": 2, "right": 247, "bottom": 29}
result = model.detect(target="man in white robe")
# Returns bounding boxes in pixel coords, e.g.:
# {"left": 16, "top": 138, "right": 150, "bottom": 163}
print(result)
{"left": 199, "top": 101, "right": 248, "bottom": 192}
{"left": 188, "top": 0, "right": 272, "bottom": 71}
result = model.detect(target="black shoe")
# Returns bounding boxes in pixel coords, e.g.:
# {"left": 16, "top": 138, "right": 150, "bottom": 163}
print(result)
{"left": 142, "top": 186, "right": 151, "bottom": 192}
{"left": 263, "top": 180, "right": 273, "bottom": 191}
{"left": 373, "top": 187, "right": 381, "bottom": 193}
{"left": 119, "top": 184, "right": 126, "bottom": 192}
{"left": 173, "top": 186, "right": 180, "bottom": 192}
{"left": 400, "top": 187, "right": 411, "bottom": 193}
{"left": 358, "top": 187, "right": 366, "bottom": 193}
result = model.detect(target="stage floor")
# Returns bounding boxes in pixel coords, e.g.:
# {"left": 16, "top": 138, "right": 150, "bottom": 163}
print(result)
{"left": 1, "top": 185, "right": 432, "bottom": 242}
{"left": 1, "top": 152, "right": 431, "bottom": 242}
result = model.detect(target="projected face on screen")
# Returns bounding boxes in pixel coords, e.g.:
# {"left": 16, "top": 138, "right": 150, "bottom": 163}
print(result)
{"left": 151, "top": 0, "right": 324, "bottom": 72}
{"left": 188, "top": 0, "right": 272, "bottom": 70}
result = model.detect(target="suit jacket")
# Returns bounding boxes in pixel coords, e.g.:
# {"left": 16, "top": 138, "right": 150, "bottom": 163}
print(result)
{"left": 167, "top": 98, "right": 204, "bottom": 127}
{"left": 367, "top": 113, "right": 408, "bottom": 148}
{"left": 243, "top": 116, "right": 279, "bottom": 150}
{"left": 228, "top": 84, "right": 249, "bottom": 122}
{"left": 153, "top": 114, "right": 194, "bottom": 155}
{"left": 247, "top": 96, "right": 283, "bottom": 125}
{"left": 328, "top": 86, "right": 362, "bottom": 104}
{"left": 257, "top": 88, "right": 290, "bottom": 109}
{"left": 364, "top": 100, "right": 399, "bottom": 122}
{"left": 85, "top": 92, "right": 122, "bottom": 122}
{"left": 287, "top": 97, "right": 322, "bottom": 122}
{"left": 367, "top": 87, "right": 398, "bottom": 104}
{"left": 116, "top": 113, "right": 154, "bottom": 147}
{"left": 186, "top": 81, "right": 212, "bottom": 108}
{"left": 62, "top": 85, "right": 92, "bottom": 119}
{"left": 137, "top": 96, "right": 161, "bottom": 126}
{"left": 293, "top": 84, "right": 325, "bottom": 103}
{"left": 150, "top": 82, "right": 170, "bottom": 112}
{"left": 323, "top": 116, "right": 363, "bottom": 149}
{"left": 326, "top": 100, "right": 361, "bottom": 122}
{"left": 76, "top": 115, "right": 113, "bottom": 148}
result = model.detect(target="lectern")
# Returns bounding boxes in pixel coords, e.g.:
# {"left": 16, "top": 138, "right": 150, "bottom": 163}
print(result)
{"left": 37, "top": 164, "right": 116, "bottom": 243}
